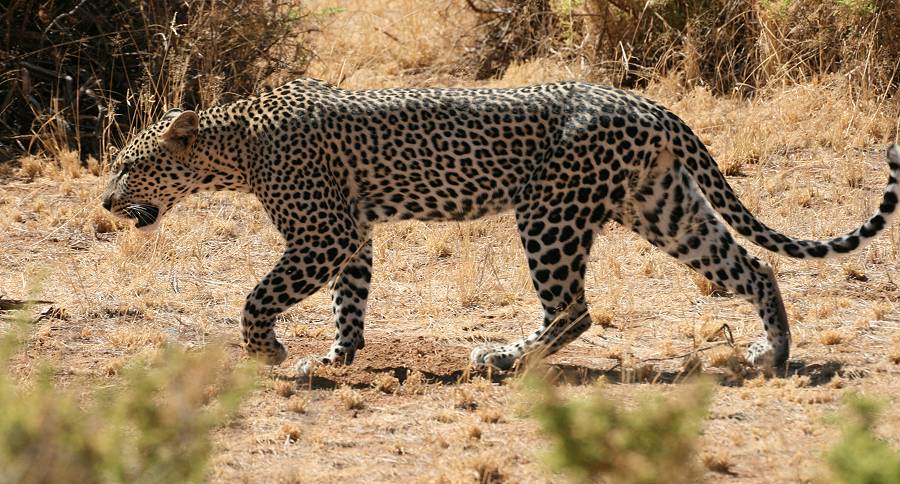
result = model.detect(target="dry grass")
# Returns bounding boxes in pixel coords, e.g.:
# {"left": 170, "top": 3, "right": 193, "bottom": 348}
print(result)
{"left": 335, "top": 386, "right": 365, "bottom": 410}
{"left": 286, "top": 396, "right": 309, "bottom": 414}
{"left": 891, "top": 335, "right": 900, "bottom": 365}
{"left": 454, "top": 386, "right": 479, "bottom": 411}
{"left": 819, "top": 330, "right": 846, "bottom": 346}
{"left": 457, "top": 453, "right": 505, "bottom": 484}
{"left": 305, "top": 0, "right": 474, "bottom": 87}
{"left": 274, "top": 380, "right": 296, "bottom": 398}
{"left": 281, "top": 424, "right": 302, "bottom": 443}
{"left": 2, "top": 0, "right": 900, "bottom": 481}
{"left": 401, "top": 370, "right": 427, "bottom": 395}
{"left": 372, "top": 373, "right": 400, "bottom": 394}
{"left": 703, "top": 450, "right": 736, "bottom": 476}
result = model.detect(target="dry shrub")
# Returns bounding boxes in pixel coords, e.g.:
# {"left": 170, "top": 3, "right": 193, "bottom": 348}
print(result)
{"left": 17, "top": 155, "right": 44, "bottom": 180}
{"left": 287, "top": 396, "right": 309, "bottom": 414}
{"left": 53, "top": 150, "right": 81, "bottom": 179}
{"left": 462, "top": 0, "right": 565, "bottom": 80}
{"left": 691, "top": 272, "right": 728, "bottom": 297}
{"left": 596, "top": 0, "right": 899, "bottom": 95}
{"left": 1, "top": 0, "right": 312, "bottom": 162}
{"left": 461, "top": 453, "right": 505, "bottom": 484}
{"left": 465, "top": 0, "right": 900, "bottom": 98}
{"left": 843, "top": 262, "right": 868, "bottom": 282}
{"left": 592, "top": 307, "right": 615, "bottom": 328}
{"left": 890, "top": 334, "right": 900, "bottom": 364}
{"left": 478, "top": 407, "right": 505, "bottom": 424}
{"left": 106, "top": 327, "right": 167, "bottom": 352}
{"left": 702, "top": 450, "right": 735, "bottom": 475}
{"left": 454, "top": 386, "right": 479, "bottom": 411}
{"left": 401, "top": 370, "right": 427, "bottom": 395}
{"left": 870, "top": 301, "right": 893, "bottom": 321}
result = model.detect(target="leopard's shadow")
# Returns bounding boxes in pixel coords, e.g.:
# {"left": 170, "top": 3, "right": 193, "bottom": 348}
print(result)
{"left": 282, "top": 358, "right": 850, "bottom": 390}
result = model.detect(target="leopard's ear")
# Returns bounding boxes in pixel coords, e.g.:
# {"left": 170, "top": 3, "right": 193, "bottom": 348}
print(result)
{"left": 160, "top": 110, "right": 199, "bottom": 152}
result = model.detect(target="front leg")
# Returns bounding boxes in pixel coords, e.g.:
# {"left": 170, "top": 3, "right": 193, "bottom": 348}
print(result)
{"left": 242, "top": 240, "right": 357, "bottom": 366}
{"left": 324, "top": 239, "right": 372, "bottom": 364}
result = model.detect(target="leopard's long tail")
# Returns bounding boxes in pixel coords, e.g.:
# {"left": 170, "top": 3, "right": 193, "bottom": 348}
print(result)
{"left": 687, "top": 142, "right": 899, "bottom": 259}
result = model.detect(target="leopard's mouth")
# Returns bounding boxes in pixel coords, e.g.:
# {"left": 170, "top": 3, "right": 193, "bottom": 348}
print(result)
{"left": 123, "top": 204, "right": 160, "bottom": 228}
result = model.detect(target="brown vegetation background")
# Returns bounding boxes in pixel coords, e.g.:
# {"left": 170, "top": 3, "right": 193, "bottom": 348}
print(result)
{"left": 1, "top": 0, "right": 900, "bottom": 481}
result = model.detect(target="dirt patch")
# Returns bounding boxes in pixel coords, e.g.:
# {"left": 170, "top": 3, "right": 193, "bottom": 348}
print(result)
{"left": 286, "top": 336, "right": 472, "bottom": 389}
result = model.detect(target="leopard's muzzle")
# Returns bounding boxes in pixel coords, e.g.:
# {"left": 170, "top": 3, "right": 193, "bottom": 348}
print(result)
{"left": 123, "top": 204, "right": 160, "bottom": 228}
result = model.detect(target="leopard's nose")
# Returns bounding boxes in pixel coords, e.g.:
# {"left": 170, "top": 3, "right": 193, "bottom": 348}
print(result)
{"left": 101, "top": 196, "right": 112, "bottom": 211}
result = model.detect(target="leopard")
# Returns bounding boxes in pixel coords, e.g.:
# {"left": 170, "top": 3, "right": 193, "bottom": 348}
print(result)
{"left": 101, "top": 78, "right": 900, "bottom": 376}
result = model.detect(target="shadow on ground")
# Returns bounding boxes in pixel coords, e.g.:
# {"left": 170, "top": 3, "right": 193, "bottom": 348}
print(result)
{"left": 276, "top": 353, "right": 853, "bottom": 390}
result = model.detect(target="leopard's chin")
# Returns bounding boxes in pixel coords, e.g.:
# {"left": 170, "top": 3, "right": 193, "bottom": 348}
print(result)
{"left": 123, "top": 204, "right": 160, "bottom": 228}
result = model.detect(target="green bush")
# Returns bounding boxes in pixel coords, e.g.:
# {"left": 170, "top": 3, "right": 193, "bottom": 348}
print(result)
{"left": 528, "top": 377, "right": 712, "bottom": 484}
{"left": 827, "top": 395, "right": 900, "bottom": 484}
{"left": 0, "top": 313, "right": 253, "bottom": 484}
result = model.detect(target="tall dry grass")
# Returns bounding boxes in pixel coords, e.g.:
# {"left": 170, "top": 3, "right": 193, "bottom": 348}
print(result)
{"left": 464, "top": 0, "right": 900, "bottom": 98}
{"left": 4, "top": 0, "right": 897, "bottom": 165}
{"left": 1, "top": 0, "right": 312, "bottom": 163}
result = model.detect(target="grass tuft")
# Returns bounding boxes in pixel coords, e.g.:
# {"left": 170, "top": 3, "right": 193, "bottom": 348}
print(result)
{"left": 0, "top": 314, "right": 253, "bottom": 483}
{"left": 528, "top": 376, "right": 712, "bottom": 483}
{"left": 274, "top": 380, "right": 296, "bottom": 398}
{"left": 826, "top": 394, "right": 900, "bottom": 483}
{"left": 287, "top": 397, "right": 309, "bottom": 414}
{"left": 702, "top": 450, "right": 735, "bottom": 475}
{"left": 372, "top": 374, "right": 400, "bottom": 394}
{"left": 281, "top": 424, "right": 302, "bottom": 443}
{"left": 335, "top": 386, "right": 365, "bottom": 411}
{"left": 819, "top": 330, "right": 845, "bottom": 346}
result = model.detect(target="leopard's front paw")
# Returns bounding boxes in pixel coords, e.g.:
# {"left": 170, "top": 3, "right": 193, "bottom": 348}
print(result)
{"left": 745, "top": 340, "right": 773, "bottom": 368}
{"left": 325, "top": 343, "right": 360, "bottom": 365}
{"left": 470, "top": 345, "right": 520, "bottom": 372}
{"left": 295, "top": 341, "right": 362, "bottom": 379}
{"left": 745, "top": 339, "right": 788, "bottom": 376}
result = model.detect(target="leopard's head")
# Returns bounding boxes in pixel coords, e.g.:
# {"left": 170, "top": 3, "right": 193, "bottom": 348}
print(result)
{"left": 101, "top": 109, "right": 203, "bottom": 229}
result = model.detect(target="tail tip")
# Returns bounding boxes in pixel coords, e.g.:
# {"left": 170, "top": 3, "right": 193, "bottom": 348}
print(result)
{"left": 889, "top": 144, "right": 900, "bottom": 164}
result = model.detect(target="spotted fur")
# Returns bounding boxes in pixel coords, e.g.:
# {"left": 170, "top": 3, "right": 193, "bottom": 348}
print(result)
{"left": 102, "top": 79, "right": 900, "bottom": 374}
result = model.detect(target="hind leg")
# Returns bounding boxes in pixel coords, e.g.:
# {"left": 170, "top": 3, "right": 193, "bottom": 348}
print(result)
{"left": 681, "top": 239, "right": 790, "bottom": 370}
{"left": 630, "top": 160, "right": 790, "bottom": 372}
{"left": 471, "top": 204, "right": 601, "bottom": 371}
